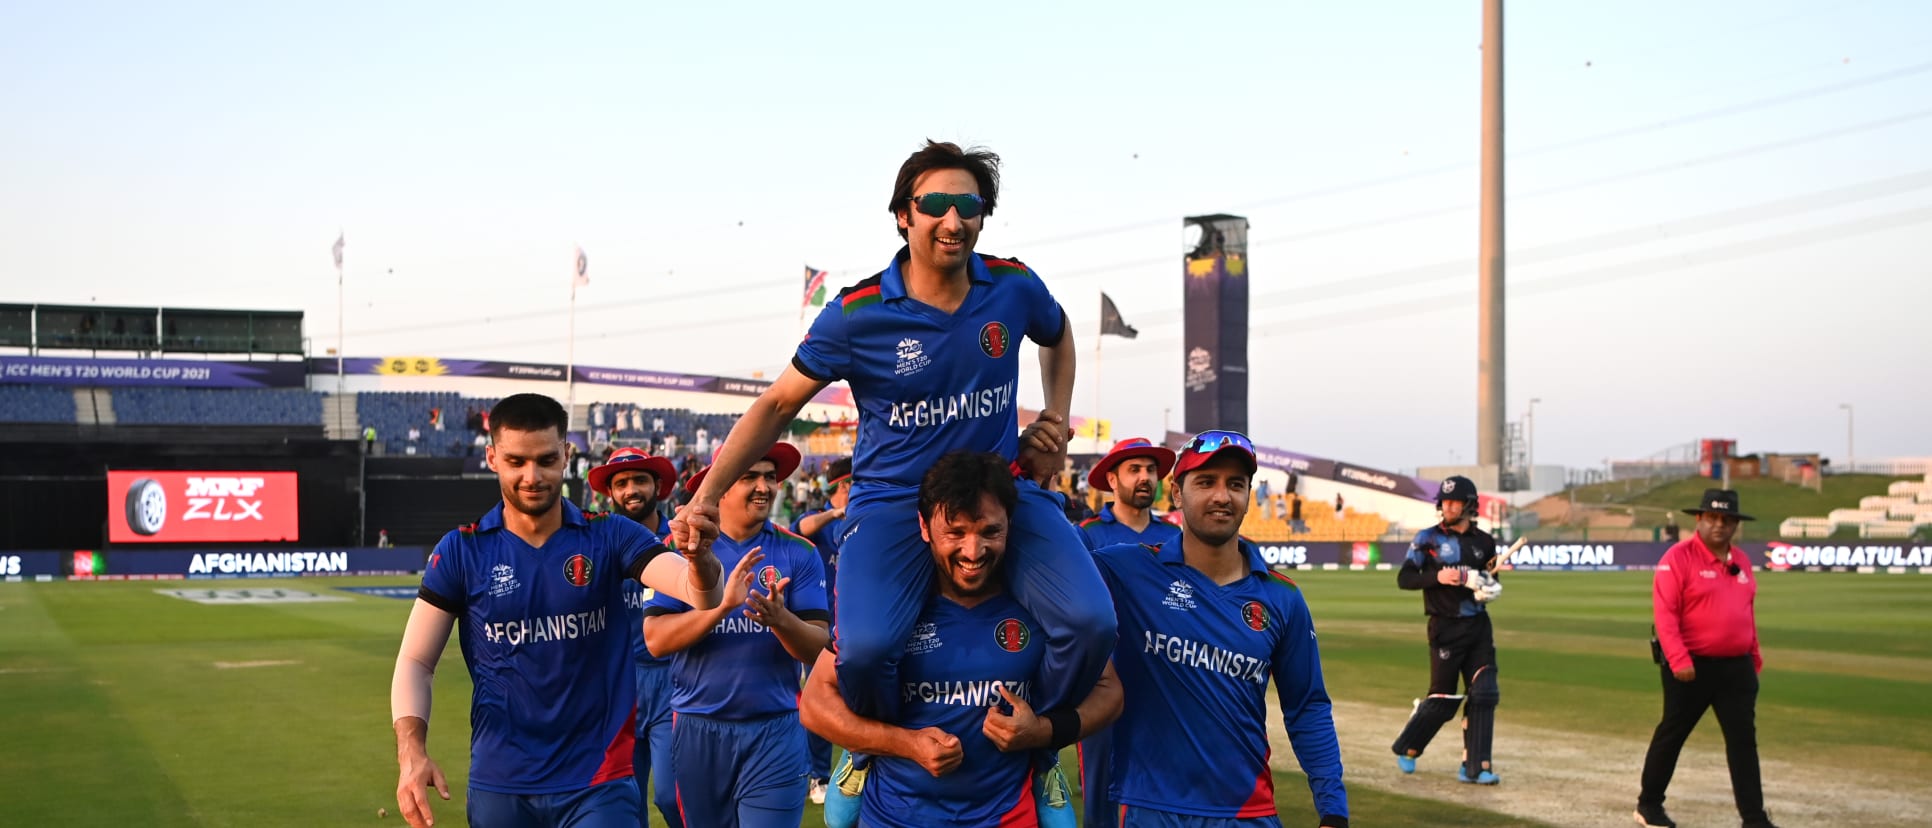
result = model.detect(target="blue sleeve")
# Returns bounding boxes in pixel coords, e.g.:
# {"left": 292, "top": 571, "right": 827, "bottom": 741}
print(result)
{"left": 1018, "top": 266, "right": 1067, "bottom": 347}
{"left": 791, "top": 301, "right": 851, "bottom": 382}
{"left": 418, "top": 530, "right": 467, "bottom": 612}
{"left": 1272, "top": 589, "right": 1348, "bottom": 820}
{"left": 785, "top": 542, "right": 831, "bottom": 618}
{"left": 1076, "top": 523, "right": 1100, "bottom": 552}
{"left": 607, "top": 516, "right": 668, "bottom": 581}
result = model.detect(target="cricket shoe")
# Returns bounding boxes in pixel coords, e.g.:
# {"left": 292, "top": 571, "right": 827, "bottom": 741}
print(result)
{"left": 1395, "top": 754, "right": 1417, "bottom": 774}
{"left": 1457, "top": 767, "right": 1500, "bottom": 785}
{"left": 1631, "top": 803, "right": 1676, "bottom": 828}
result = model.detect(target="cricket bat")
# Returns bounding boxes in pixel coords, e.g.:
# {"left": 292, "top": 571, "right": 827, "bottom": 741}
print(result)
{"left": 1489, "top": 536, "right": 1530, "bottom": 572}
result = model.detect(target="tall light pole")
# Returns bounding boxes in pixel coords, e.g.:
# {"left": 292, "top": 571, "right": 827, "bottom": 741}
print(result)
{"left": 1839, "top": 403, "right": 1854, "bottom": 474}
{"left": 1476, "top": 0, "right": 1508, "bottom": 485}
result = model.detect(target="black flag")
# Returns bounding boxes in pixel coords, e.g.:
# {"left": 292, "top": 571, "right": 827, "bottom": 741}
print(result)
{"left": 1100, "top": 293, "right": 1138, "bottom": 339}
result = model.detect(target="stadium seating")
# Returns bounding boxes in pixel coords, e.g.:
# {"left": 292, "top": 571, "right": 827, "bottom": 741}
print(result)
{"left": 355, "top": 391, "right": 497, "bottom": 458}
{"left": 1782, "top": 474, "right": 1932, "bottom": 538}
{"left": 0, "top": 385, "right": 78, "bottom": 423}
{"left": 1240, "top": 493, "right": 1390, "bottom": 542}
{"left": 112, "top": 387, "right": 323, "bottom": 426}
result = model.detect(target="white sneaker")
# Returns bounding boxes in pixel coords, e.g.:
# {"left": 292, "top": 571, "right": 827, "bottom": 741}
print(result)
{"left": 809, "top": 778, "right": 828, "bottom": 805}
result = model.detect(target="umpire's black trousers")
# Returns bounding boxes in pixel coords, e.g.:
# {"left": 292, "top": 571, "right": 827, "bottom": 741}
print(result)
{"left": 1638, "top": 654, "right": 1766, "bottom": 821}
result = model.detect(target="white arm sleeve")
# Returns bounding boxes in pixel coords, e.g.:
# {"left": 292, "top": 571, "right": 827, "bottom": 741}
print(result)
{"left": 641, "top": 552, "right": 725, "bottom": 611}
{"left": 391, "top": 598, "right": 456, "bottom": 724}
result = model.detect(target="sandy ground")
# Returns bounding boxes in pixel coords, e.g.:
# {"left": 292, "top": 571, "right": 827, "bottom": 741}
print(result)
{"left": 1264, "top": 699, "right": 1932, "bottom": 827}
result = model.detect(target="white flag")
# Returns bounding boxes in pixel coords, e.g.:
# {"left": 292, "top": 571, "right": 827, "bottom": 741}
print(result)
{"left": 574, "top": 246, "right": 589, "bottom": 288}
{"left": 332, "top": 231, "right": 345, "bottom": 269}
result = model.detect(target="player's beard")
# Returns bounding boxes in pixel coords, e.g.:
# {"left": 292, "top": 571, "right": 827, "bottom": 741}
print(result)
{"left": 504, "top": 481, "right": 560, "bottom": 518}
{"left": 613, "top": 496, "right": 657, "bottom": 524}
{"left": 1121, "top": 483, "right": 1156, "bottom": 510}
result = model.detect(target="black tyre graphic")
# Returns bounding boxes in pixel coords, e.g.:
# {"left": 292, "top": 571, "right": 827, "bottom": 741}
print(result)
{"left": 126, "top": 478, "right": 167, "bottom": 536}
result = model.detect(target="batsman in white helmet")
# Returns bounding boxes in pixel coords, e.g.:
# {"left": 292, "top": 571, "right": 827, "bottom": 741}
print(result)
{"left": 1389, "top": 474, "right": 1506, "bottom": 784}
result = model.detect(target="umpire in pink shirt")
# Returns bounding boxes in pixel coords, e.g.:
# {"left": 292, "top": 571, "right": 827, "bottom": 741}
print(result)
{"left": 1633, "top": 489, "right": 1777, "bottom": 828}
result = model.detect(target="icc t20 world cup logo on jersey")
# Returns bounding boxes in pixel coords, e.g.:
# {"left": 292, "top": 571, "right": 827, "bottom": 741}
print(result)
{"left": 563, "top": 555, "right": 593, "bottom": 587}
{"left": 1242, "top": 600, "right": 1268, "bottom": 631}
{"left": 995, "top": 618, "right": 1030, "bottom": 652}
{"left": 979, "top": 321, "right": 1010, "bottom": 358}
{"left": 758, "top": 565, "right": 782, "bottom": 594}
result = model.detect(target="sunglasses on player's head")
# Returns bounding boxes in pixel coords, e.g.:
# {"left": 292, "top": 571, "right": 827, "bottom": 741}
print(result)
{"left": 1182, "top": 429, "right": 1254, "bottom": 456}
{"left": 911, "top": 192, "right": 985, "bottom": 220}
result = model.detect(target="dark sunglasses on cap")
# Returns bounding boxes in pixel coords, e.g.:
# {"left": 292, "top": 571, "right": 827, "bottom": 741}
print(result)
{"left": 1182, "top": 430, "right": 1254, "bottom": 456}
{"left": 911, "top": 192, "right": 985, "bottom": 220}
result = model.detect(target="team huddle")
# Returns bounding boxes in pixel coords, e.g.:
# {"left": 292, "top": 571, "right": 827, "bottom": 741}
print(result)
{"left": 388, "top": 142, "right": 1772, "bottom": 828}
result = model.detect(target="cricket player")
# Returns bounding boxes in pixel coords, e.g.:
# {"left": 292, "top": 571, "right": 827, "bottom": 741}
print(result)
{"left": 645, "top": 443, "right": 831, "bottom": 828}
{"left": 800, "top": 450, "right": 1122, "bottom": 827}
{"left": 587, "top": 447, "right": 683, "bottom": 828}
{"left": 390, "top": 394, "right": 725, "bottom": 828}
{"left": 1390, "top": 475, "right": 1504, "bottom": 784}
{"left": 1074, "top": 436, "right": 1181, "bottom": 828}
{"left": 673, "top": 140, "right": 1113, "bottom": 744}
{"left": 1095, "top": 430, "right": 1349, "bottom": 827}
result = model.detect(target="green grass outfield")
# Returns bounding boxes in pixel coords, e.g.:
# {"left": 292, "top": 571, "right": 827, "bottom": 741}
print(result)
{"left": 3, "top": 570, "right": 1926, "bottom": 826}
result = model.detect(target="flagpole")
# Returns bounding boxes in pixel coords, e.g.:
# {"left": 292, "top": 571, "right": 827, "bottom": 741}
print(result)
{"left": 336, "top": 257, "right": 344, "bottom": 396}
{"left": 567, "top": 275, "right": 577, "bottom": 431}
{"left": 1094, "top": 291, "right": 1103, "bottom": 453}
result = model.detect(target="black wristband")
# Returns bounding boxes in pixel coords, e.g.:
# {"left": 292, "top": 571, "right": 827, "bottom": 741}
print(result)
{"left": 1045, "top": 707, "right": 1081, "bottom": 750}
{"left": 1319, "top": 816, "right": 1349, "bottom": 828}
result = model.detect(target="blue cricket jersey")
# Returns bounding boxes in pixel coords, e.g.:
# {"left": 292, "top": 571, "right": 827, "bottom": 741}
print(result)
{"left": 417, "top": 500, "right": 668, "bottom": 795}
{"left": 864, "top": 591, "right": 1043, "bottom": 828}
{"left": 1092, "top": 541, "right": 1348, "bottom": 820}
{"left": 791, "top": 249, "right": 1067, "bottom": 490}
{"left": 622, "top": 511, "right": 673, "bottom": 665}
{"left": 1077, "top": 503, "right": 1183, "bottom": 551}
{"left": 646, "top": 522, "right": 831, "bottom": 718}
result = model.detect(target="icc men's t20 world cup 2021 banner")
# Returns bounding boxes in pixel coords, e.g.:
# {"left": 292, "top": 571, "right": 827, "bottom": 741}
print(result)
{"left": 1182, "top": 214, "right": 1249, "bottom": 434}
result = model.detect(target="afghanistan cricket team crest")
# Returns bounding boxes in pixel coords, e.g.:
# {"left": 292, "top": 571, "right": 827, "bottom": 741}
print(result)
{"left": 758, "top": 565, "right": 782, "bottom": 594}
{"left": 562, "top": 554, "right": 593, "bottom": 587}
{"left": 1242, "top": 600, "right": 1269, "bottom": 631}
{"left": 979, "top": 321, "right": 1010, "bottom": 358}
{"left": 995, "top": 618, "right": 1030, "bottom": 652}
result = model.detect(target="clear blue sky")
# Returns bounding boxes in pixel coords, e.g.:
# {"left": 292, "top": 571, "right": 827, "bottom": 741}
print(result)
{"left": 3, "top": 1, "right": 1928, "bottom": 472}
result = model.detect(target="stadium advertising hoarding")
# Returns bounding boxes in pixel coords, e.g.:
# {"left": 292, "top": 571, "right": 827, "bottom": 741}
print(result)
{"left": 0, "top": 356, "right": 305, "bottom": 388}
{"left": 0, "top": 551, "right": 66, "bottom": 580}
{"left": 1252, "top": 540, "right": 1932, "bottom": 572}
{"left": 66, "top": 546, "right": 428, "bottom": 579}
{"left": 107, "top": 471, "right": 299, "bottom": 544}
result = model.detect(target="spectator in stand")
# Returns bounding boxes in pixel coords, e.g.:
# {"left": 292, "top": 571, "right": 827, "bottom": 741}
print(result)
{"left": 408, "top": 426, "right": 422, "bottom": 444}
{"left": 378, "top": 529, "right": 393, "bottom": 548}
{"left": 1335, "top": 493, "right": 1345, "bottom": 519}
{"left": 653, "top": 414, "right": 666, "bottom": 434}
{"left": 432, "top": 407, "right": 444, "bottom": 431}
{"left": 1258, "top": 477, "right": 1274, "bottom": 520}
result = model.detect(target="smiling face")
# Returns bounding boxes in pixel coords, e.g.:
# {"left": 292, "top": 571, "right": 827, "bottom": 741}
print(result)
{"left": 723, "top": 459, "right": 779, "bottom": 526}
{"left": 920, "top": 493, "right": 1010, "bottom": 601}
{"left": 896, "top": 168, "right": 982, "bottom": 278}
{"left": 487, "top": 427, "right": 566, "bottom": 518}
{"left": 1177, "top": 454, "right": 1251, "bottom": 547}
{"left": 606, "top": 469, "right": 659, "bottom": 523}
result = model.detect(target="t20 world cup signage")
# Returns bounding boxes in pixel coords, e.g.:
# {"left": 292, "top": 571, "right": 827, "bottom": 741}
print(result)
{"left": 1182, "top": 214, "right": 1250, "bottom": 434}
{"left": 107, "top": 471, "right": 300, "bottom": 543}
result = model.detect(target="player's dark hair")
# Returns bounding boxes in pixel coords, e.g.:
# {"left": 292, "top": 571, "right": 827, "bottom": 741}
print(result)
{"left": 489, "top": 393, "right": 568, "bottom": 439}
{"left": 827, "top": 456, "right": 853, "bottom": 481}
{"left": 918, "top": 451, "right": 1017, "bottom": 524}
{"left": 890, "top": 140, "right": 1001, "bottom": 240}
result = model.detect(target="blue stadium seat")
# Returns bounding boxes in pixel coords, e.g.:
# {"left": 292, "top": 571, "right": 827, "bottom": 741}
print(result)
{"left": 0, "top": 385, "right": 79, "bottom": 423}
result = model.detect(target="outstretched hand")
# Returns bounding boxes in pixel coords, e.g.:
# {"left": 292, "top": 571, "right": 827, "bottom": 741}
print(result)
{"left": 396, "top": 751, "right": 449, "bottom": 828}
{"left": 670, "top": 501, "right": 720, "bottom": 554}
{"left": 721, "top": 548, "right": 765, "bottom": 609}
{"left": 744, "top": 573, "right": 794, "bottom": 627}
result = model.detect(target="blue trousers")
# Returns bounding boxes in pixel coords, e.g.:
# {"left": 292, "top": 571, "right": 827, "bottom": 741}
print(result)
{"left": 1118, "top": 807, "right": 1281, "bottom": 828}
{"left": 672, "top": 711, "right": 808, "bottom": 828}
{"left": 1080, "top": 726, "right": 1118, "bottom": 828}
{"left": 834, "top": 480, "right": 1115, "bottom": 720}
{"left": 633, "top": 663, "right": 680, "bottom": 828}
{"left": 468, "top": 778, "right": 640, "bottom": 828}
